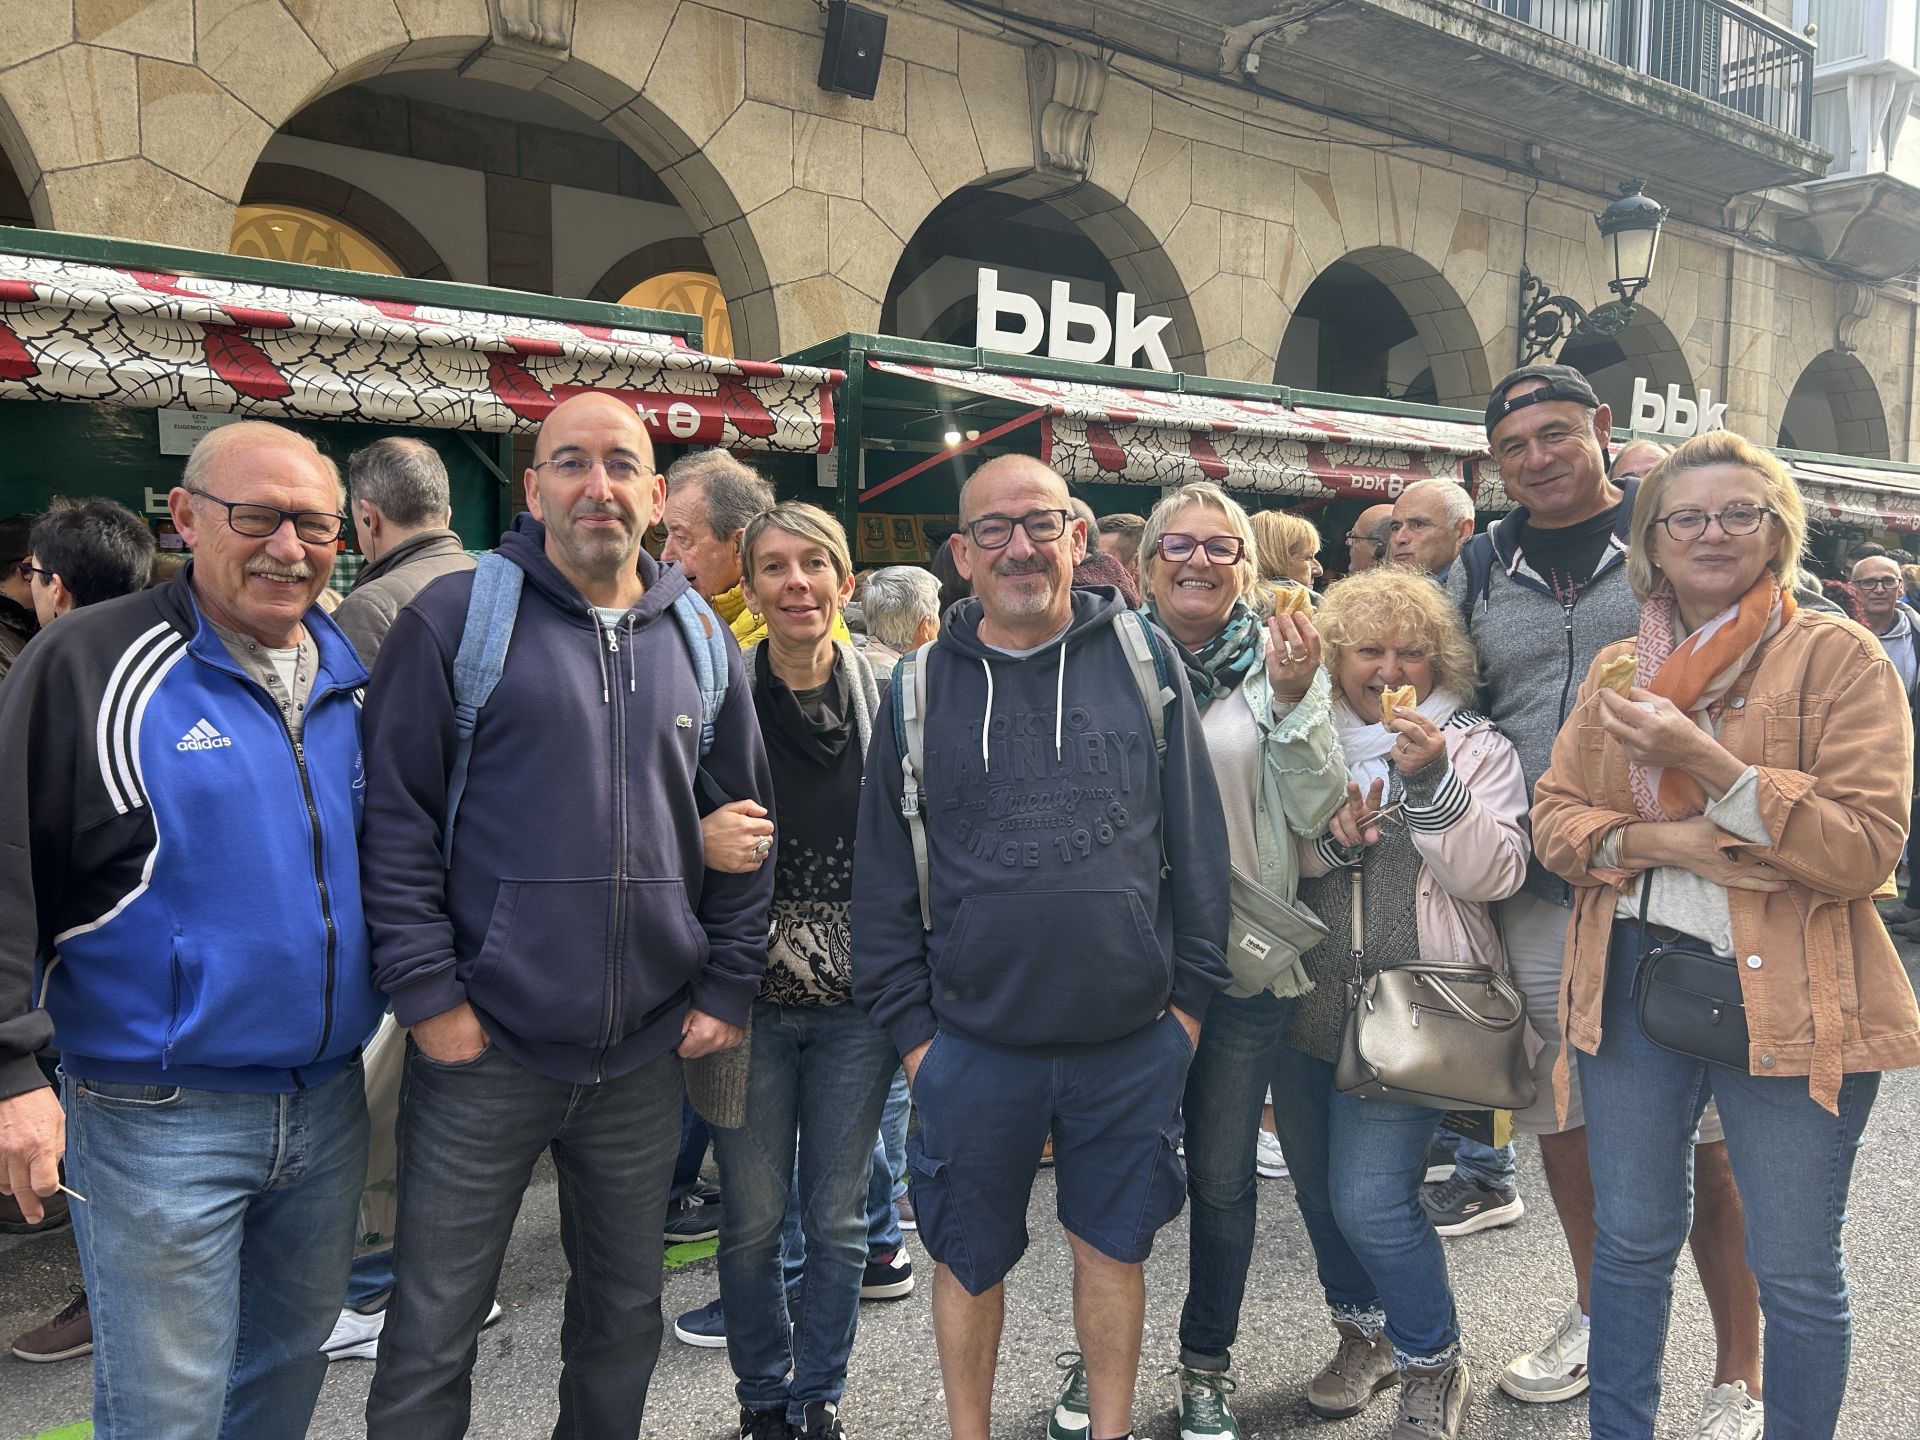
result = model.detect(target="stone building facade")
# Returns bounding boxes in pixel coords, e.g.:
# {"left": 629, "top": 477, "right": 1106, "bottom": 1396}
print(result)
{"left": 0, "top": 0, "right": 1914, "bottom": 461}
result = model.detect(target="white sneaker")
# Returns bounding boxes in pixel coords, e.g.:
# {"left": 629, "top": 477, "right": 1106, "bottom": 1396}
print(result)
{"left": 323, "top": 1299, "right": 503, "bottom": 1362}
{"left": 322, "top": 1306, "right": 384, "bottom": 1361}
{"left": 1255, "top": 1128, "right": 1289, "bottom": 1180}
{"left": 1497, "top": 1300, "right": 1589, "bottom": 1403}
{"left": 1697, "top": 1380, "right": 1763, "bottom": 1439}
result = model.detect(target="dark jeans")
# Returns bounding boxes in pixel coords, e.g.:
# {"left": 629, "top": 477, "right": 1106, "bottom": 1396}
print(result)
{"left": 366, "top": 1042, "right": 681, "bottom": 1440}
{"left": 672, "top": 1098, "right": 710, "bottom": 1205}
{"left": 711, "top": 1000, "right": 896, "bottom": 1425}
{"left": 1177, "top": 989, "right": 1297, "bottom": 1370}
{"left": 1269, "top": 1041, "right": 1458, "bottom": 1364}
{"left": 864, "top": 1067, "right": 910, "bottom": 1255}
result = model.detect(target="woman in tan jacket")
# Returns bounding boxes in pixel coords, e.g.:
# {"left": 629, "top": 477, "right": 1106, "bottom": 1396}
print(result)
{"left": 1532, "top": 429, "right": 1920, "bottom": 1440}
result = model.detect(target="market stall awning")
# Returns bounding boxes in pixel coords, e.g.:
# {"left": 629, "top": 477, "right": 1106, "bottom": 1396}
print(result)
{"left": 1788, "top": 458, "right": 1920, "bottom": 530}
{"left": 867, "top": 359, "right": 1498, "bottom": 506}
{"left": 0, "top": 253, "right": 841, "bottom": 453}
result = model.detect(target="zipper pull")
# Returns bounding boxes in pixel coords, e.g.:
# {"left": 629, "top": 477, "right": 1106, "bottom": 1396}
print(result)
{"left": 606, "top": 626, "right": 620, "bottom": 654}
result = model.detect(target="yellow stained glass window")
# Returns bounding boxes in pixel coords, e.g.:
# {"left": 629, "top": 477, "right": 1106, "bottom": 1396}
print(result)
{"left": 231, "top": 205, "right": 404, "bottom": 277}
{"left": 619, "top": 270, "right": 733, "bottom": 357}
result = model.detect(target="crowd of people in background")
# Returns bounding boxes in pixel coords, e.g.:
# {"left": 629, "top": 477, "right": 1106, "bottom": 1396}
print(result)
{"left": 0, "top": 356, "right": 1915, "bottom": 1440}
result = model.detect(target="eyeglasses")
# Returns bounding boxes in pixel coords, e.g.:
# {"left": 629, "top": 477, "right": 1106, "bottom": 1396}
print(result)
{"left": 14, "top": 560, "right": 50, "bottom": 582}
{"left": 1649, "top": 504, "right": 1774, "bottom": 542}
{"left": 532, "top": 454, "right": 651, "bottom": 485}
{"left": 1155, "top": 532, "right": 1246, "bottom": 565}
{"left": 962, "top": 509, "right": 1069, "bottom": 550}
{"left": 1854, "top": 576, "right": 1902, "bottom": 590}
{"left": 187, "top": 489, "right": 345, "bottom": 544}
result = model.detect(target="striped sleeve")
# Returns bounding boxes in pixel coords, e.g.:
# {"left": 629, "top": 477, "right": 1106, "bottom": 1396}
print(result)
{"left": 1403, "top": 766, "right": 1472, "bottom": 832}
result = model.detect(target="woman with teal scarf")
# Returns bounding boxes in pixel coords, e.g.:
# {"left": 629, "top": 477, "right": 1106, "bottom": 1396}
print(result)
{"left": 1137, "top": 482, "right": 1348, "bottom": 1440}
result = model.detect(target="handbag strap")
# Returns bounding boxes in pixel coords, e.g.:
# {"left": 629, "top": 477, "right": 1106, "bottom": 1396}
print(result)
{"left": 1418, "top": 969, "right": 1527, "bottom": 1031}
{"left": 1634, "top": 868, "right": 1655, "bottom": 958}
{"left": 1347, "top": 863, "right": 1366, "bottom": 989}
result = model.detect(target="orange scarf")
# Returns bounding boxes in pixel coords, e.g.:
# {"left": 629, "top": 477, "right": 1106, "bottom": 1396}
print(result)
{"left": 1629, "top": 571, "right": 1794, "bottom": 821}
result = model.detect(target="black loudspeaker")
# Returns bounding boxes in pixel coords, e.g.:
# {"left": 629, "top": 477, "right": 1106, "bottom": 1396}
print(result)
{"left": 818, "top": 1, "right": 888, "bottom": 101}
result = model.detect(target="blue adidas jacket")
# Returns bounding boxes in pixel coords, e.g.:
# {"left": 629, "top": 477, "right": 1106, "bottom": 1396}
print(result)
{"left": 0, "top": 566, "right": 382, "bottom": 1098}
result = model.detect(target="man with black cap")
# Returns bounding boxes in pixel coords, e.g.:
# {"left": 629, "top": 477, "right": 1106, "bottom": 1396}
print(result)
{"left": 1448, "top": 365, "right": 1764, "bottom": 1437}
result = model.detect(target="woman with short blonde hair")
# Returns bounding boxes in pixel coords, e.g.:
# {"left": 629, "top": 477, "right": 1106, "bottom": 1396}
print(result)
{"left": 1249, "top": 509, "right": 1324, "bottom": 613}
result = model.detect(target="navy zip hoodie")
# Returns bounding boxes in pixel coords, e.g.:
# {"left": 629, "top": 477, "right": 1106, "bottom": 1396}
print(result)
{"left": 852, "top": 586, "right": 1231, "bottom": 1059}
{"left": 359, "top": 515, "right": 774, "bottom": 1084}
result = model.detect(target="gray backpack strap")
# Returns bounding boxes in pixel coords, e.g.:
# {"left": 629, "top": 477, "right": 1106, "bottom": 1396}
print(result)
{"left": 444, "top": 553, "right": 523, "bottom": 867}
{"left": 1113, "top": 608, "right": 1172, "bottom": 758}
{"left": 895, "top": 642, "right": 934, "bottom": 931}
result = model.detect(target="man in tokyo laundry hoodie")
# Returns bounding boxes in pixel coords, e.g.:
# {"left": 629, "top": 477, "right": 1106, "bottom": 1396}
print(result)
{"left": 358, "top": 393, "right": 773, "bottom": 1439}
{"left": 853, "top": 455, "right": 1231, "bottom": 1440}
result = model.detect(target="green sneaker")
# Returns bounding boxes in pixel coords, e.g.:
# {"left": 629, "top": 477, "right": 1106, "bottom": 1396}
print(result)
{"left": 1175, "top": 1365, "right": 1242, "bottom": 1439}
{"left": 1047, "top": 1350, "right": 1090, "bottom": 1438}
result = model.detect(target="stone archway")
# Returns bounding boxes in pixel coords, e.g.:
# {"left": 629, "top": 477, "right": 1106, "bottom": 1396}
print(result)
{"left": 1779, "top": 349, "right": 1891, "bottom": 458}
{"left": 0, "top": 89, "right": 38, "bottom": 229}
{"left": 6, "top": 5, "right": 787, "bottom": 354}
{"left": 1276, "top": 245, "right": 1491, "bottom": 408}
{"left": 1560, "top": 304, "right": 1695, "bottom": 425}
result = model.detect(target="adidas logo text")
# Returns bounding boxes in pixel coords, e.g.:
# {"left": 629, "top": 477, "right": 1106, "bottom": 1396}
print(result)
{"left": 177, "top": 719, "right": 233, "bottom": 752}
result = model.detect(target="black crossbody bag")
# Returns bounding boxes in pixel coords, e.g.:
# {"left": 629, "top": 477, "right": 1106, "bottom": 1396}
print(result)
{"left": 1629, "top": 872, "right": 1750, "bottom": 1070}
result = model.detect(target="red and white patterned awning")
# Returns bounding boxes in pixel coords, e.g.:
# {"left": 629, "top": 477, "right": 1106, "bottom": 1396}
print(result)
{"left": 1789, "top": 459, "right": 1920, "bottom": 531}
{"left": 870, "top": 359, "right": 1498, "bottom": 506}
{"left": 0, "top": 254, "right": 842, "bottom": 453}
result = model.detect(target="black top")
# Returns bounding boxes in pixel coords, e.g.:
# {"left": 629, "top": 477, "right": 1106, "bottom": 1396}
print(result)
{"left": 1519, "top": 498, "right": 1627, "bottom": 605}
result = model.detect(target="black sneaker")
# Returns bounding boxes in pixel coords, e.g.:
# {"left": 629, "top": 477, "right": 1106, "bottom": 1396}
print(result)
{"left": 665, "top": 1193, "right": 721, "bottom": 1244}
{"left": 1421, "top": 1174, "right": 1525, "bottom": 1236}
{"left": 859, "top": 1248, "right": 914, "bottom": 1299}
{"left": 738, "top": 1405, "right": 786, "bottom": 1439}
{"left": 794, "top": 1400, "right": 846, "bottom": 1437}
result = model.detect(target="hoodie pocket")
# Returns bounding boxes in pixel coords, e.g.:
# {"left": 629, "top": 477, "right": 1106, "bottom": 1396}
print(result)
{"left": 615, "top": 877, "right": 710, "bottom": 1035}
{"left": 467, "top": 878, "right": 710, "bottom": 1051}
{"left": 465, "top": 879, "right": 615, "bottom": 1050}
{"left": 937, "top": 889, "right": 1170, "bottom": 1048}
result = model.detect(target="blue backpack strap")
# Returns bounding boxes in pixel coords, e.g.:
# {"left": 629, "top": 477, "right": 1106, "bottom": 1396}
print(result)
{"left": 669, "top": 589, "right": 730, "bottom": 757}
{"left": 443, "top": 553, "right": 523, "bottom": 867}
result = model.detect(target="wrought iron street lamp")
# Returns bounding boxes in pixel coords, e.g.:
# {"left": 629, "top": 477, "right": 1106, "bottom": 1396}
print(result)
{"left": 1516, "top": 181, "right": 1669, "bottom": 364}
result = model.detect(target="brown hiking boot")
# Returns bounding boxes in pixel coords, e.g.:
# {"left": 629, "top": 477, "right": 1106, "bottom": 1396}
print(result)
{"left": 11, "top": 1288, "right": 92, "bottom": 1362}
{"left": 1390, "top": 1356, "right": 1472, "bottom": 1439}
{"left": 1307, "top": 1318, "right": 1397, "bottom": 1418}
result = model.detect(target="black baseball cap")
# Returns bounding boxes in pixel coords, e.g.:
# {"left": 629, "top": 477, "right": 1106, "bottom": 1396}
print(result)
{"left": 1484, "top": 364, "right": 1602, "bottom": 435}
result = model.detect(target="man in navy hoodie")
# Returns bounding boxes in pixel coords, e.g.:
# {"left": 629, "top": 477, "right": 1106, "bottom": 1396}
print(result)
{"left": 359, "top": 391, "right": 773, "bottom": 1438}
{"left": 0, "top": 421, "right": 382, "bottom": 1439}
{"left": 853, "top": 455, "right": 1232, "bottom": 1440}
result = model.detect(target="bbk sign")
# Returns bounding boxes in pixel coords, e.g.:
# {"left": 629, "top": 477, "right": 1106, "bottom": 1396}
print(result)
{"left": 1631, "top": 377, "right": 1728, "bottom": 437}
{"left": 976, "top": 267, "right": 1174, "bottom": 372}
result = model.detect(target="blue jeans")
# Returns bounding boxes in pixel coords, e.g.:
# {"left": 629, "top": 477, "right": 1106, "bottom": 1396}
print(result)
{"left": 1579, "top": 929, "right": 1881, "bottom": 1439}
{"left": 672, "top": 1097, "right": 710, "bottom": 1204}
{"left": 1177, "top": 989, "right": 1296, "bottom": 1369}
{"left": 1269, "top": 1041, "right": 1458, "bottom": 1364}
{"left": 64, "top": 1061, "right": 368, "bottom": 1440}
{"left": 1432, "top": 1129, "right": 1517, "bottom": 1189}
{"left": 711, "top": 1000, "right": 896, "bottom": 1424}
{"left": 346, "top": 1248, "right": 398, "bottom": 1311}
{"left": 865, "top": 1067, "right": 910, "bottom": 1255}
{"left": 366, "top": 1042, "right": 681, "bottom": 1439}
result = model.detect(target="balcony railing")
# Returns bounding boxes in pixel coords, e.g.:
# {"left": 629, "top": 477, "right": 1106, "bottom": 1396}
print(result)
{"left": 1479, "top": 0, "right": 1816, "bottom": 138}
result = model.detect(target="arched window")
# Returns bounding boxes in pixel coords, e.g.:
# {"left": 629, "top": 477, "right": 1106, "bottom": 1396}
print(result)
{"left": 618, "top": 270, "right": 734, "bottom": 357}
{"left": 231, "top": 205, "right": 404, "bottom": 277}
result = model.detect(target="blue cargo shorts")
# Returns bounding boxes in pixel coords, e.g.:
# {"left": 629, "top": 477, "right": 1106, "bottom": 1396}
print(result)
{"left": 904, "top": 1011, "right": 1193, "bottom": 1295}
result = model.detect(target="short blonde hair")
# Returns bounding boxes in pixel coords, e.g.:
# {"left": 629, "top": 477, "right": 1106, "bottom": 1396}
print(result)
{"left": 1903, "top": 565, "right": 1920, "bottom": 594}
{"left": 1248, "top": 509, "right": 1321, "bottom": 583}
{"left": 741, "top": 502, "right": 852, "bottom": 585}
{"left": 1626, "top": 430, "right": 1805, "bottom": 601}
{"left": 1317, "top": 566, "right": 1478, "bottom": 702}
{"left": 1140, "top": 483, "right": 1259, "bottom": 601}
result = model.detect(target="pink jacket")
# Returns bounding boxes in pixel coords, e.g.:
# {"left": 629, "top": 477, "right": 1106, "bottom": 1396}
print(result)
{"left": 1303, "top": 714, "right": 1532, "bottom": 972}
